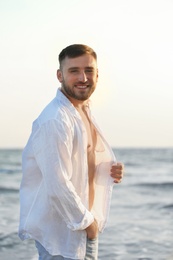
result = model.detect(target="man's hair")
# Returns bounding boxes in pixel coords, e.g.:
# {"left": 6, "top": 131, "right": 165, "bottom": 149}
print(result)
{"left": 58, "top": 44, "right": 97, "bottom": 68}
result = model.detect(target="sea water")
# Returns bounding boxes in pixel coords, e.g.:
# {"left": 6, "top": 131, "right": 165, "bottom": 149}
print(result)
{"left": 0, "top": 148, "right": 173, "bottom": 260}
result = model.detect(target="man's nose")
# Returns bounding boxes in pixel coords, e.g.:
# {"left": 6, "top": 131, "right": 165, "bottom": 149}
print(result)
{"left": 78, "top": 71, "right": 87, "bottom": 82}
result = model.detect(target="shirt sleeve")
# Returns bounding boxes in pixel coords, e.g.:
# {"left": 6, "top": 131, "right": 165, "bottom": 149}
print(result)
{"left": 31, "top": 117, "right": 94, "bottom": 231}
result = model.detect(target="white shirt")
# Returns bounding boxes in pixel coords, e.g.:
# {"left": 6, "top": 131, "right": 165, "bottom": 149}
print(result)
{"left": 19, "top": 89, "right": 116, "bottom": 259}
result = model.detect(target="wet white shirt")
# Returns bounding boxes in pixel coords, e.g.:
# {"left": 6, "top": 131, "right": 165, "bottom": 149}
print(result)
{"left": 19, "top": 89, "right": 116, "bottom": 259}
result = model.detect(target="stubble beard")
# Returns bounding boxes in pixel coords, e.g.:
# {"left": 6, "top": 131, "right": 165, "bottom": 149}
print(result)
{"left": 61, "top": 81, "right": 95, "bottom": 101}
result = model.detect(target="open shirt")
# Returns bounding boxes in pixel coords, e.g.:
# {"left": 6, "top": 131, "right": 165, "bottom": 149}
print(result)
{"left": 19, "top": 89, "right": 116, "bottom": 259}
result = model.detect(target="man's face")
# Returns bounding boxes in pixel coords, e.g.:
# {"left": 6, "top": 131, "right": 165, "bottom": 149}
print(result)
{"left": 57, "top": 54, "right": 98, "bottom": 102}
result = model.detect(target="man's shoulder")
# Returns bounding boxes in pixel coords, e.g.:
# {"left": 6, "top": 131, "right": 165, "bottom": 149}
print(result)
{"left": 36, "top": 100, "right": 61, "bottom": 121}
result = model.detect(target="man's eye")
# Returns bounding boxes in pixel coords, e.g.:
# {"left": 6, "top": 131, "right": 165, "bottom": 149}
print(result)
{"left": 70, "top": 70, "right": 78, "bottom": 73}
{"left": 85, "top": 69, "right": 94, "bottom": 73}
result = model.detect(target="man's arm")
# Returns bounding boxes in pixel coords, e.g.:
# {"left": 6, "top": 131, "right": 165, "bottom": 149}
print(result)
{"left": 32, "top": 119, "right": 94, "bottom": 231}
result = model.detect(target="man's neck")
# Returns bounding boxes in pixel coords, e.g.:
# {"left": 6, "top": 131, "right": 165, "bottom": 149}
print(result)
{"left": 60, "top": 88, "right": 88, "bottom": 110}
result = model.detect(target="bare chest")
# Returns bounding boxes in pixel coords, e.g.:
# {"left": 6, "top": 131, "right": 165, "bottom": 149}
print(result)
{"left": 79, "top": 110, "right": 96, "bottom": 151}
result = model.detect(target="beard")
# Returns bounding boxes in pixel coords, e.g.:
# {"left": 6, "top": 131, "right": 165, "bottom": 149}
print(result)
{"left": 61, "top": 80, "right": 96, "bottom": 101}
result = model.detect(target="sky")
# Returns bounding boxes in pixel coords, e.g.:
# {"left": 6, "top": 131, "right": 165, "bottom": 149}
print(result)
{"left": 0, "top": 0, "right": 173, "bottom": 148}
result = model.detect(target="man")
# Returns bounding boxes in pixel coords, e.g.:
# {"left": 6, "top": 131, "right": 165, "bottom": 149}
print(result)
{"left": 19, "top": 44, "right": 124, "bottom": 260}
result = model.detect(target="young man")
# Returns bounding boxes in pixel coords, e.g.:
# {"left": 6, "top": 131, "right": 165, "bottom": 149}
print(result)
{"left": 19, "top": 44, "right": 124, "bottom": 260}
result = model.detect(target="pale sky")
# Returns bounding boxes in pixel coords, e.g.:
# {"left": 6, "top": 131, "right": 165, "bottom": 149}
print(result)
{"left": 0, "top": 0, "right": 173, "bottom": 148}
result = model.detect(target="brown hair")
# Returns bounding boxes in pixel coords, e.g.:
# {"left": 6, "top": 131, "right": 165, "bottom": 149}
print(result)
{"left": 58, "top": 44, "right": 97, "bottom": 68}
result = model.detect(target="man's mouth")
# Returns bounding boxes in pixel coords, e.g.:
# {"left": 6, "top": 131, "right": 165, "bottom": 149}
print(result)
{"left": 75, "top": 85, "right": 88, "bottom": 89}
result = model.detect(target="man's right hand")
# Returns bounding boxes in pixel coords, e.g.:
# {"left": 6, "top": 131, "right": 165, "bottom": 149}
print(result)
{"left": 85, "top": 219, "right": 98, "bottom": 239}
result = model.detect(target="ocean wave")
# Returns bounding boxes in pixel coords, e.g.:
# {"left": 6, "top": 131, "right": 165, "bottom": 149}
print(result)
{"left": 0, "top": 169, "right": 15, "bottom": 174}
{"left": 0, "top": 186, "right": 19, "bottom": 193}
{"left": 0, "top": 168, "right": 21, "bottom": 174}
{"left": 0, "top": 232, "right": 20, "bottom": 249}
{"left": 162, "top": 204, "right": 173, "bottom": 210}
{"left": 134, "top": 182, "right": 173, "bottom": 189}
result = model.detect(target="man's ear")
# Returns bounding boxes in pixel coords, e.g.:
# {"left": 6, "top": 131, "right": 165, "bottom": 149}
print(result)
{"left": 57, "top": 69, "right": 63, "bottom": 83}
{"left": 96, "top": 68, "right": 99, "bottom": 82}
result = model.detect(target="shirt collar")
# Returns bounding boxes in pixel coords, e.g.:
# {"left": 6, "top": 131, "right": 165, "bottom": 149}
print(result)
{"left": 55, "top": 89, "right": 79, "bottom": 118}
{"left": 56, "top": 88, "right": 91, "bottom": 118}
